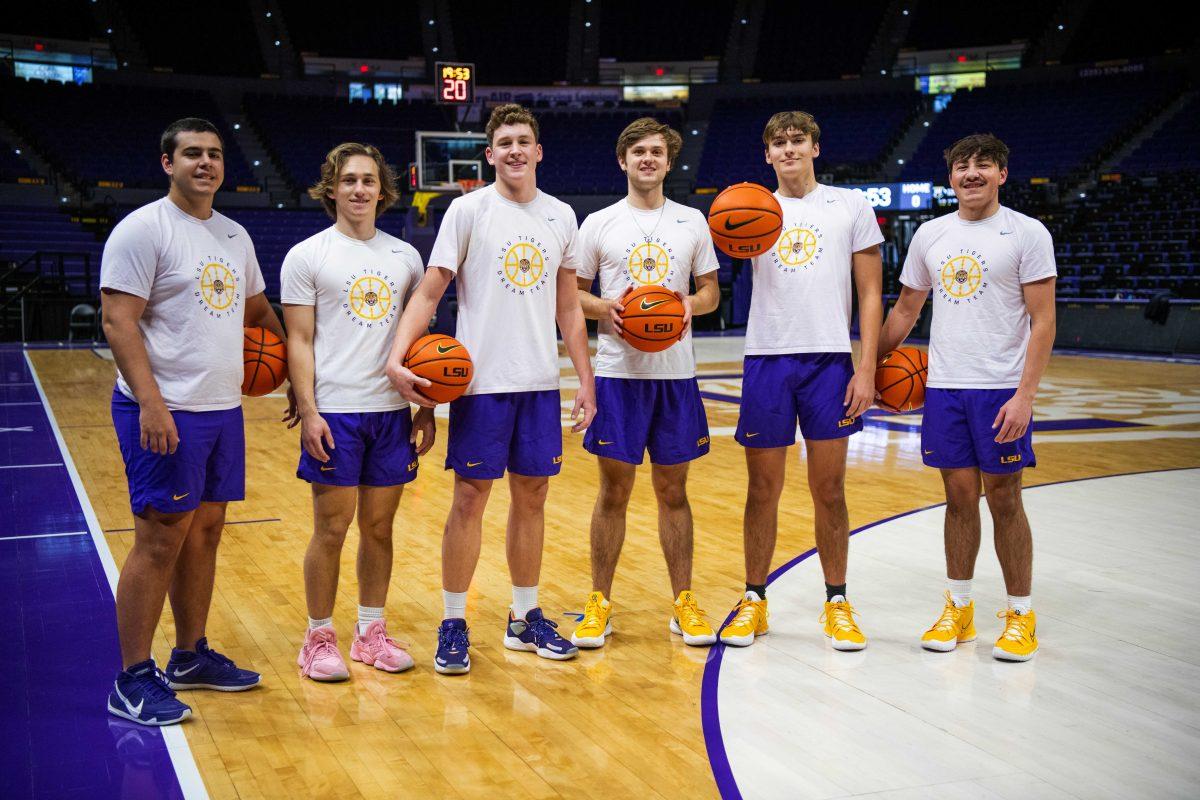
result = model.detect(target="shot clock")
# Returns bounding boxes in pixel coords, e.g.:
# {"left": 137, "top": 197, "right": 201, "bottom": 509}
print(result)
{"left": 435, "top": 61, "right": 476, "bottom": 105}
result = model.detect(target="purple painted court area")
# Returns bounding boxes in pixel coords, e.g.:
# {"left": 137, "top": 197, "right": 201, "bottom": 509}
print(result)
{"left": 0, "top": 347, "right": 184, "bottom": 799}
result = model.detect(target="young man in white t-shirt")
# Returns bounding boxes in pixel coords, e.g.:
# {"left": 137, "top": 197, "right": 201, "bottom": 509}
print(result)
{"left": 879, "top": 133, "right": 1056, "bottom": 662}
{"left": 100, "top": 118, "right": 288, "bottom": 725}
{"left": 569, "top": 118, "right": 721, "bottom": 649}
{"left": 280, "top": 143, "right": 432, "bottom": 681}
{"left": 385, "top": 104, "right": 595, "bottom": 673}
{"left": 721, "top": 111, "right": 884, "bottom": 651}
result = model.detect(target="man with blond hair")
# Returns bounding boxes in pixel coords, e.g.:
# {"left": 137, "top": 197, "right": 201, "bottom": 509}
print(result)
{"left": 386, "top": 104, "right": 595, "bottom": 673}
{"left": 282, "top": 142, "right": 432, "bottom": 681}
{"left": 720, "top": 111, "right": 884, "bottom": 651}
{"left": 569, "top": 117, "right": 721, "bottom": 649}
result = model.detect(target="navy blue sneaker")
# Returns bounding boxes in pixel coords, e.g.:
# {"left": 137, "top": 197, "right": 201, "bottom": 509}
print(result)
{"left": 165, "top": 637, "right": 261, "bottom": 691}
{"left": 503, "top": 607, "right": 578, "bottom": 660}
{"left": 107, "top": 659, "right": 192, "bottom": 727}
{"left": 435, "top": 618, "right": 471, "bottom": 674}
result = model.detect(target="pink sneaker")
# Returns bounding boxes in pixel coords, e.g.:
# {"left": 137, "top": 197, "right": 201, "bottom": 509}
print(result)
{"left": 351, "top": 619, "right": 414, "bottom": 673}
{"left": 297, "top": 626, "right": 349, "bottom": 682}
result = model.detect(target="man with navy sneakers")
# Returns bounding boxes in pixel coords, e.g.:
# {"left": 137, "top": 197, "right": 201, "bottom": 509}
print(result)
{"left": 101, "top": 118, "right": 286, "bottom": 724}
{"left": 387, "top": 104, "right": 595, "bottom": 673}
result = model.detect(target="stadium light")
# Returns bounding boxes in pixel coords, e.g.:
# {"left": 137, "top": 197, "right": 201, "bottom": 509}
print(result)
{"left": 233, "top": 124, "right": 240, "bottom": 130}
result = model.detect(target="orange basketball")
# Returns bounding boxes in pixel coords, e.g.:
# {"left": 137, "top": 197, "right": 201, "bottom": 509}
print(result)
{"left": 875, "top": 346, "right": 929, "bottom": 413}
{"left": 404, "top": 333, "right": 473, "bottom": 404}
{"left": 243, "top": 326, "right": 288, "bottom": 397}
{"left": 618, "top": 285, "right": 686, "bottom": 353}
{"left": 707, "top": 182, "right": 784, "bottom": 258}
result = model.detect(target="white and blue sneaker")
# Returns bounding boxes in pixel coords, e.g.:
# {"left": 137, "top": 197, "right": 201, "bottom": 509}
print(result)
{"left": 165, "top": 637, "right": 261, "bottom": 691}
{"left": 435, "top": 618, "right": 471, "bottom": 674}
{"left": 503, "top": 607, "right": 578, "bottom": 660}
{"left": 107, "top": 659, "right": 192, "bottom": 727}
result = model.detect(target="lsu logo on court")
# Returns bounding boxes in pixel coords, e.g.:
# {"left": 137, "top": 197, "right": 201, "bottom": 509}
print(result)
{"left": 1000, "top": 454, "right": 1022, "bottom": 464}
{"left": 837, "top": 417, "right": 855, "bottom": 428}
{"left": 696, "top": 435, "right": 709, "bottom": 447}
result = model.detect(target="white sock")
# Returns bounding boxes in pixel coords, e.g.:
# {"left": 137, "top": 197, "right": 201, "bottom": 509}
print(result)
{"left": 948, "top": 579, "right": 973, "bottom": 607}
{"left": 308, "top": 616, "right": 333, "bottom": 631}
{"left": 443, "top": 590, "right": 467, "bottom": 621}
{"left": 1008, "top": 595, "right": 1032, "bottom": 614}
{"left": 357, "top": 605, "right": 384, "bottom": 635}
{"left": 511, "top": 585, "right": 538, "bottom": 620}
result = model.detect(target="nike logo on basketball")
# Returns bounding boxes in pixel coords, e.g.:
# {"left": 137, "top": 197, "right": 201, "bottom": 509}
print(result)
{"left": 172, "top": 492, "right": 189, "bottom": 501}
{"left": 436, "top": 344, "right": 460, "bottom": 354}
{"left": 173, "top": 663, "right": 200, "bottom": 677}
{"left": 467, "top": 460, "right": 483, "bottom": 467}
{"left": 598, "top": 440, "right": 613, "bottom": 445}
{"left": 320, "top": 466, "right": 335, "bottom": 472}
{"left": 723, "top": 215, "right": 763, "bottom": 231}
{"left": 640, "top": 298, "right": 670, "bottom": 310}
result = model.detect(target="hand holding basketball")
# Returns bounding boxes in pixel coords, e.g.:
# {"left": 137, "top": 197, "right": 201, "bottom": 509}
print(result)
{"left": 403, "top": 334, "right": 474, "bottom": 404}
{"left": 618, "top": 285, "right": 686, "bottom": 353}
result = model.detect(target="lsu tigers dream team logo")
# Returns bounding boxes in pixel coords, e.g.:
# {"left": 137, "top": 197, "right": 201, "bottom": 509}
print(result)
{"left": 623, "top": 236, "right": 677, "bottom": 288}
{"left": 194, "top": 256, "right": 241, "bottom": 319}
{"left": 342, "top": 269, "right": 397, "bottom": 327}
{"left": 770, "top": 222, "right": 824, "bottom": 273}
{"left": 937, "top": 248, "right": 988, "bottom": 304}
{"left": 497, "top": 235, "right": 550, "bottom": 295}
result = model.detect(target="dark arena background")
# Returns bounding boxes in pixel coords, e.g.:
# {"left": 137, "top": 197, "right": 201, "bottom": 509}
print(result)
{"left": 1, "top": 2, "right": 1198, "bottom": 799}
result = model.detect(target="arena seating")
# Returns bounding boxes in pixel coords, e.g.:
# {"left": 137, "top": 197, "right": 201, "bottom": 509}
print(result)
{"left": 450, "top": 2, "right": 573, "bottom": 85}
{"left": 900, "top": 72, "right": 1187, "bottom": 181}
{"left": 0, "top": 147, "right": 42, "bottom": 184}
{"left": 244, "top": 95, "right": 452, "bottom": 192}
{"left": 117, "top": 0, "right": 267, "bottom": 78}
{"left": 0, "top": 205, "right": 103, "bottom": 294}
{"left": 902, "top": 2, "right": 1054, "bottom": 51}
{"left": 536, "top": 108, "right": 685, "bottom": 195}
{"left": 0, "top": 79, "right": 257, "bottom": 190}
{"left": 598, "top": 0, "right": 733, "bottom": 62}
{"left": 1117, "top": 93, "right": 1200, "bottom": 174}
{"left": 698, "top": 92, "right": 921, "bottom": 187}
{"left": 282, "top": 4, "right": 423, "bottom": 61}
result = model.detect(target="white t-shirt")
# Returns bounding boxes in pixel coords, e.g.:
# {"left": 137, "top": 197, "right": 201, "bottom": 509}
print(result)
{"left": 100, "top": 197, "right": 266, "bottom": 411}
{"left": 899, "top": 206, "right": 1057, "bottom": 389}
{"left": 745, "top": 183, "right": 884, "bottom": 355}
{"left": 280, "top": 226, "right": 424, "bottom": 412}
{"left": 428, "top": 184, "right": 579, "bottom": 394}
{"left": 576, "top": 199, "right": 720, "bottom": 379}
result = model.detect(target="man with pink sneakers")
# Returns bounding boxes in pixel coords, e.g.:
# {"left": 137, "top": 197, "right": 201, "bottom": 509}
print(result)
{"left": 281, "top": 142, "right": 433, "bottom": 680}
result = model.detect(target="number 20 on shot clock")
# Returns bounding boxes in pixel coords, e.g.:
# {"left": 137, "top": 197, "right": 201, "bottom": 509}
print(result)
{"left": 435, "top": 61, "right": 475, "bottom": 105}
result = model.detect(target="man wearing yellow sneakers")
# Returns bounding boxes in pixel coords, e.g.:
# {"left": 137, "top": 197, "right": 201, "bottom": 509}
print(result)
{"left": 878, "top": 134, "right": 1056, "bottom": 661}
{"left": 571, "top": 118, "right": 721, "bottom": 648}
{"left": 722, "top": 111, "right": 884, "bottom": 651}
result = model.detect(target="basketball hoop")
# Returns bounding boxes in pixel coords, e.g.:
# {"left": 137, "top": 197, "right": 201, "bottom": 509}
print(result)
{"left": 456, "top": 178, "right": 486, "bottom": 194}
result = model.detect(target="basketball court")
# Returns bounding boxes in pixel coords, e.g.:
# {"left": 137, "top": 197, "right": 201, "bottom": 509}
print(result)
{"left": 7, "top": 337, "right": 1199, "bottom": 798}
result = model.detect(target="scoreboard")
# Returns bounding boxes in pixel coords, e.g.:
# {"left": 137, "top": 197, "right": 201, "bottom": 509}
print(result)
{"left": 838, "top": 182, "right": 935, "bottom": 211}
{"left": 435, "top": 61, "right": 475, "bottom": 105}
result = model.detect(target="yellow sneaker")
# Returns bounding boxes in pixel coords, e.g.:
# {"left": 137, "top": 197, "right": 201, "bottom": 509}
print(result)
{"left": 921, "top": 591, "right": 977, "bottom": 652}
{"left": 820, "top": 598, "right": 866, "bottom": 651}
{"left": 570, "top": 591, "right": 612, "bottom": 649}
{"left": 993, "top": 608, "right": 1038, "bottom": 661}
{"left": 670, "top": 590, "right": 716, "bottom": 646}
{"left": 719, "top": 592, "right": 769, "bottom": 647}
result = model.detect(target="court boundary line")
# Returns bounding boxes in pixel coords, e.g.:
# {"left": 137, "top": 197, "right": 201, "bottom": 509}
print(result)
{"left": 699, "top": 465, "right": 1200, "bottom": 800}
{"left": 1, "top": 531, "right": 89, "bottom": 542}
{"left": 24, "top": 351, "right": 209, "bottom": 800}
{"left": 0, "top": 462, "right": 65, "bottom": 470}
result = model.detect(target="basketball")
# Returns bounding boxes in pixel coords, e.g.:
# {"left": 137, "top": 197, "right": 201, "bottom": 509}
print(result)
{"left": 875, "top": 346, "right": 929, "bottom": 413}
{"left": 404, "top": 333, "right": 474, "bottom": 403}
{"left": 618, "top": 285, "right": 686, "bottom": 353}
{"left": 242, "top": 326, "right": 288, "bottom": 397}
{"left": 707, "top": 182, "right": 784, "bottom": 258}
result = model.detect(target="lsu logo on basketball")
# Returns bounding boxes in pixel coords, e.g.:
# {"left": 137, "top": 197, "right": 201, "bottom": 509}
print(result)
{"left": 1000, "top": 454, "right": 1022, "bottom": 464}
{"left": 443, "top": 366, "right": 469, "bottom": 378}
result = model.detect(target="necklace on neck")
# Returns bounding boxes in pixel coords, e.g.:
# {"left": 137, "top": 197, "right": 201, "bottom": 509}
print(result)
{"left": 627, "top": 198, "right": 667, "bottom": 244}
